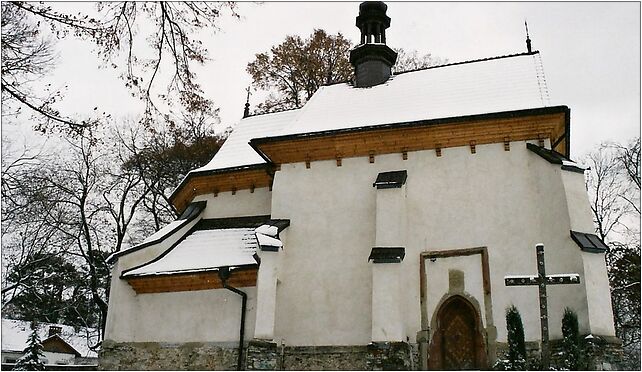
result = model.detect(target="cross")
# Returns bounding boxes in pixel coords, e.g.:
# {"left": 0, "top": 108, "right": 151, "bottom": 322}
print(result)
{"left": 504, "top": 243, "right": 581, "bottom": 370}
{"left": 243, "top": 86, "right": 252, "bottom": 118}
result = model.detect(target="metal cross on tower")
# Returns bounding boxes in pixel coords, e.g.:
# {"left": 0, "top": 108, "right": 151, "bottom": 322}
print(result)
{"left": 504, "top": 243, "right": 581, "bottom": 369}
{"left": 243, "top": 86, "right": 252, "bottom": 118}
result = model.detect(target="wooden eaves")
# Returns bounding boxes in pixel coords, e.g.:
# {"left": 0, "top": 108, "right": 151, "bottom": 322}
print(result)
{"left": 170, "top": 106, "right": 570, "bottom": 213}
{"left": 250, "top": 106, "right": 570, "bottom": 167}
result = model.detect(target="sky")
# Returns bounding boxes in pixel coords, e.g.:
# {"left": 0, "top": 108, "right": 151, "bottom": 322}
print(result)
{"left": 3, "top": 1, "right": 640, "bottom": 158}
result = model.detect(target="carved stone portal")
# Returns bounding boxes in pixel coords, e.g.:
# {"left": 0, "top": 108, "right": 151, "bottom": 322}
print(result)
{"left": 428, "top": 295, "right": 487, "bottom": 370}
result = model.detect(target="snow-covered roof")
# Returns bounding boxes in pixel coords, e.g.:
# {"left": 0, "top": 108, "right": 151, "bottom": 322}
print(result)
{"left": 1, "top": 319, "right": 98, "bottom": 358}
{"left": 123, "top": 228, "right": 259, "bottom": 277}
{"left": 277, "top": 52, "right": 550, "bottom": 136}
{"left": 192, "top": 109, "right": 301, "bottom": 173}
{"left": 191, "top": 53, "right": 549, "bottom": 175}
{"left": 107, "top": 201, "right": 207, "bottom": 264}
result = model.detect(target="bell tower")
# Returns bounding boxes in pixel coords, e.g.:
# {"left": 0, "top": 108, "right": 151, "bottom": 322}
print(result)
{"left": 349, "top": 1, "right": 398, "bottom": 87}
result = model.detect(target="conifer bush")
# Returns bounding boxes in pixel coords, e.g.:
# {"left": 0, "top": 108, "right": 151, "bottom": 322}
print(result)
{"left": 495, "top": 305, "right": 527, "bottom": 370}
{"left": 559, "top": 307, "right": 585, "bottom": 370}
{"left": 14, "top": 321, "right": 45, "bottom": 371}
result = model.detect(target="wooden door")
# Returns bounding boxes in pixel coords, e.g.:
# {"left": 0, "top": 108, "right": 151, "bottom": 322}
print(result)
{"left": 428, "top": 295, "right": 486, "bottom": 370}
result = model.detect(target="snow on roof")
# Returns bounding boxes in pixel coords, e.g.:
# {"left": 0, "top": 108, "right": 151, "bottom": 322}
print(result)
{"left": 278, "top": 53, "right": 550, "bottom": 136}
{"left": 1, "top": 319, "right": 98, "bottom": 358}
{"left": 124, "top": 228, "right": 259, "bottom": 277}
{"left": 186, "top": 53, "right": 551, "bottom": 174}
{"left": 256, "top": 232, "right": 283, "bottom": 249}
{"left": 193, "top": 109, "right": 301, "bottom": 173}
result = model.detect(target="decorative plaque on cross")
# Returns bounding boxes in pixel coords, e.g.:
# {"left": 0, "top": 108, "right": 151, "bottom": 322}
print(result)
{"left": 504, "top": 243, "right": 581, "bottom": 370}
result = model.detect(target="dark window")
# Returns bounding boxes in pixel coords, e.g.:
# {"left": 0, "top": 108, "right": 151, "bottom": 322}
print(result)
{"left": 570, "top": 230, "right": 608, "bottom": 253}
{"left": 373, "top": 170, "right": 407, "bottom": 189}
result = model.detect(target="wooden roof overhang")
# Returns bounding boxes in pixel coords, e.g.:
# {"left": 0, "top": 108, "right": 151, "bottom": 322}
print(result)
{"left": 250, "top": 106, "right": 571, "bottom": 166}
{"left": 124, "top": 265, "right": 258, "bottom": 294}
{"left": 170, "top": 164, "right": 274, "bottom": 213}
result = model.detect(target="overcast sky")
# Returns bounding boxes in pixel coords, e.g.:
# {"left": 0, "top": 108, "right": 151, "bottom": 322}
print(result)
{"left": 4, "top": 1, "right": 640, "bottom": 158}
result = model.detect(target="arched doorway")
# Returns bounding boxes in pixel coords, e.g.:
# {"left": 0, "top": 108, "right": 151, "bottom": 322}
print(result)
{"left": 428, "top": 295, "right": 487, "bottom": 370}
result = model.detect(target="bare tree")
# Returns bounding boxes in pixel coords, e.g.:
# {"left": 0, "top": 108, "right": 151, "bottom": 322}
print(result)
{"left": 392, "top": 47, "right": 447, "bottom": 73}
{"left": 583, "top": 138, "right": 640, "bottom": 366}
{"left": 1, "top": 2, "right": 238, "bottom": 133}
{"left": 1, "top": 127, "right": 151, "bottom": 340}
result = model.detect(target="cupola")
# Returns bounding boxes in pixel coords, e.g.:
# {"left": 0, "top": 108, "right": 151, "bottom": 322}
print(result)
{"left": 349, "top": 1, "right": 398, "bottom": 88}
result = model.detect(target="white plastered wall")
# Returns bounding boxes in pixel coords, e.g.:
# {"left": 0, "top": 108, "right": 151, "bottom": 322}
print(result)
{"left": 195, "top": 187, "right": 272, "bottom": 219}
{"left": 423, "top": 254, "right": 487, "bottom": 329}
{"left": 104, "top": 189, "right": 271, "bottom": 343}
{"left": 270, "top": 140, "right": 608, "bottom": 346}
{"left": 560, "top": 170, "right": 616, "bottom": 336}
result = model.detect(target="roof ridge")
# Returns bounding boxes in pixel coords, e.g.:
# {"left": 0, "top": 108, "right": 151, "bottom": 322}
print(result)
{"left": 243, "top": 105, "right": 302, "bottom": 119}
{"left": 394, "top": 50, "right": 540, "bottom": 76}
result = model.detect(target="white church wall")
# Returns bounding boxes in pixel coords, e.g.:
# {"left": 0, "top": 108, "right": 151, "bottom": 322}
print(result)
{"left": 105, "top": 258, "right": 257, "bottom": 343}
{"left": 269, "top": 140, "right": 601, "bottom": 347}
{"left": 194, "top": 187, "right": 272, "bottom": 219}
{"left": 371, "top": 262, "right": 405, "bottom": 342}
{"left": 560, "top": 170, "right": 596, "bottom": 232}
{"left": 493, "top": 145, "right": 596, "bottom": 341}
{"left": 271, "top": 156, "right": 378, "bottom": 346}
{"left": 423, "top": 254, "right": 487, "bottom": 328}
{"left": 105, "top": 261, "right": 139, "bottom": 341}
{"left": 105, "top": 188, "right": 269, "bottom": 343}
{"left": 581, "top": 251, "right": 617, "bottom": 336}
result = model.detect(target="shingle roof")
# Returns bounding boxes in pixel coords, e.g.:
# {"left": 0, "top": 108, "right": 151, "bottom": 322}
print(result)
{"left": 123, "top": 228, "right": 259, "bottom": 277}
{"left": 278, "top": 52, "right": 549, "bottom": 136}
{"left": 192, "top": 109, "right": 301, "bottom": 173}
{"left": 192, "top": 52, "right": 550, "bottom": 174}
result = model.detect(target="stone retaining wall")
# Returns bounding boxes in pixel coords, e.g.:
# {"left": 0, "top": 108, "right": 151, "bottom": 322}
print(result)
{"left": 99, "top": 340, "right": 239, "bottom": 370}
{"left": 100, "top": 340, "right": 417, "bottom": 370}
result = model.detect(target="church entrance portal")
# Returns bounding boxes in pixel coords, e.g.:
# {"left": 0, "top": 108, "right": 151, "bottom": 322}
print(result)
{"left": 428, "top": 295, "right": 487, "bottom": 370}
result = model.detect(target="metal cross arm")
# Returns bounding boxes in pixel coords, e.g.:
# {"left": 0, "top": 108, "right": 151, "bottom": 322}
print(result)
{"left": 503, "top": 243, "right": 581, "bottom": 370}
{"left": 505, "top": 273, "right": 580, "bottom": 286}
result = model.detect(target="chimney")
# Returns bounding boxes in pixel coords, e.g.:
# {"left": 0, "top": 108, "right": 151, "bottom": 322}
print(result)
{"left": 349, "top": 2, "right": 398, "bottom": 88}
{"left": 48, "top": 325, "right": 62, "bottom": 337}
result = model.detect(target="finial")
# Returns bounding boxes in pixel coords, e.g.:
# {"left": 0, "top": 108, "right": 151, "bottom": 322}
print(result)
{"left": 243, "top": 86, "right": 251, "bottom": 118}
{"left": 525, "top": 20, "right": 532, "bottom": 53}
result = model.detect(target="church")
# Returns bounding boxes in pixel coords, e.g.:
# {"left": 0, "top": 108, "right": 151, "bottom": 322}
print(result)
{"left": 101, "top": 2, "right": 620, "bottom": 370}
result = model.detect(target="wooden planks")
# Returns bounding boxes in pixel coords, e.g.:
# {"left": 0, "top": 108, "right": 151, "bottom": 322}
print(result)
{"left": 171, "top": 111, "right": 566, "bottom": 212}
{"left": 171, "top": 168, "right": 272, "bottom": 213}
{"left": 255, "top": 112, "right": 566, "bottom": 166}
{"left": 126, "top": 268, "right": 258, "bottom": 294}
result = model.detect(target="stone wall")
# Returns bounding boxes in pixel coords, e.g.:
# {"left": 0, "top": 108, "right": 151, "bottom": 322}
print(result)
{"left": 99, "top": 340, "right": 240, "bottom": 370}
{"left": 101, "top": 341, "right": 418, "bottom": 370}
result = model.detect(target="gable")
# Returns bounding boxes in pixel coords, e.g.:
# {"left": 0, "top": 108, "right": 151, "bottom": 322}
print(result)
{"left": 42, "top": 335, "right": 81, "bottom": 357}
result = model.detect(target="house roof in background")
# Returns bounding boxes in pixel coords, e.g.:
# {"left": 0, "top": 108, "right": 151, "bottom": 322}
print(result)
{"left": 1, "top": 319, "right": 98, "bottom": 358}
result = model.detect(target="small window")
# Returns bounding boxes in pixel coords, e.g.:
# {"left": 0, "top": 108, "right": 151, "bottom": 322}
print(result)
{"left": 570, "top": 230, "right": 608, "bottom": 253}
{"left": 373, "top": 170, "right": 407, "bottom": 189}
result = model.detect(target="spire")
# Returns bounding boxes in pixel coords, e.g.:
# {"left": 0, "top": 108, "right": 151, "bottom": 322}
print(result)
{"left": 525, "top": 20, "right": 532, "bottom": 53}
{"left": 349, "top": 2, "right": 398, "bottom": 88}
{"left": 243, "top": 86, "right": 251, "bottom": 118}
